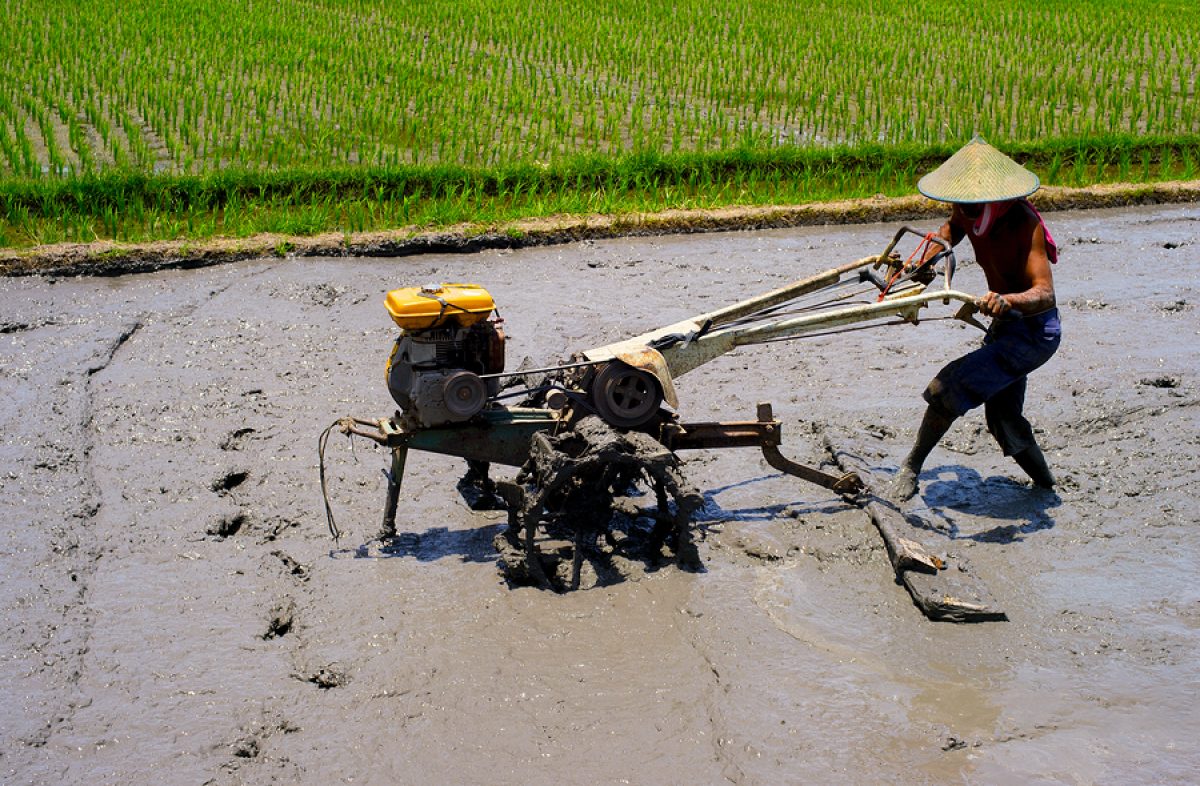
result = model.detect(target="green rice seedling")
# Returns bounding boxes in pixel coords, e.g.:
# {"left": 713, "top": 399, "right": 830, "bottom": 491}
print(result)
{"left": 1160, "top": 146, "right": 1175, "bottom": 179}
{"left": 1117, "top": 148, "right": 1132, "bottom": 181}
{"left": 1180, "top": 147, "right": 1196, "bottom": 180}
{"left": 1071, "top": 151, "right": 1088, "bottom": 187}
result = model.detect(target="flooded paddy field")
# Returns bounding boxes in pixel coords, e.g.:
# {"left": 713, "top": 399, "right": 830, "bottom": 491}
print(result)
{"left": 1, "top": 205, "right": 1197, "bottom": 784}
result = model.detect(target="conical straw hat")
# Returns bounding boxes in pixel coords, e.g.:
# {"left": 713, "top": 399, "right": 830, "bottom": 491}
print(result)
{"left": 917, "top": 135, "right": 1040, "bottom": 203}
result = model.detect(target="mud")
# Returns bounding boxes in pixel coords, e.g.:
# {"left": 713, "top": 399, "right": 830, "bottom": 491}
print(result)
{"left": 492, "top": 416, "right": 703, "bottom": 592}
{"left": 2, "top": 204, "right": 1198, "bottom": 783}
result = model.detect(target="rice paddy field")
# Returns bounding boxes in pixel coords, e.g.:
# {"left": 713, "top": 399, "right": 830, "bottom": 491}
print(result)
{"left": 1, "top": 0, "right": 1198, "bottom": 249}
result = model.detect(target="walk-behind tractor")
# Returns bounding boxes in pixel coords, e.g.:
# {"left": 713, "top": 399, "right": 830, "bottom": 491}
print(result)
{"left": 323, "top": 228, "right": 987, "bottom": 592}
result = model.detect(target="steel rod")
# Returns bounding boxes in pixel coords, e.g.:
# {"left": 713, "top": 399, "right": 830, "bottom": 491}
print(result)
{"left": 695, "top": 254, "right": 883, "bottom": 327}
{"left": 722, "top": 289, "right": 977, "bottom": 346}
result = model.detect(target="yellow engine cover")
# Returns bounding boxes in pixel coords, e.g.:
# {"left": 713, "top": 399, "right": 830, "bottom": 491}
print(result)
{"left": 385, "top": 283, "right": 495, "bottom": 330}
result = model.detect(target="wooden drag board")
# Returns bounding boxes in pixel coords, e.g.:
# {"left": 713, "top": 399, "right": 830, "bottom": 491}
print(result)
{"left": 823, "top": 434, "right": 1007, "bottom": 623}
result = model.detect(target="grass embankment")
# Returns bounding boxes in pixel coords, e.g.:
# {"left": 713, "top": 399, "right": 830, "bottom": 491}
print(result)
{"left": 3, "top": 134, "right": 1199, "bottom": 255}
{"left": 5, "top": 0, "right": 1197, "bottom": 270}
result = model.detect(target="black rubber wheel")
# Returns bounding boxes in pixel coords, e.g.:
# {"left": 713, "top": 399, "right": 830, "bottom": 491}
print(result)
{"left": 589, "top": 361, "right": 662, "bottom": 428}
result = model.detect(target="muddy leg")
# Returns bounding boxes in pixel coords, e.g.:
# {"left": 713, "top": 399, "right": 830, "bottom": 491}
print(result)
{"left": 984, "top": 379, "right": 1055, "bottom": 489}
{"left": 1013, "top": 444, "right": 1056, "bottom": 489}
{"left": 890, "top": 404, "right": 955, "bottom": 502}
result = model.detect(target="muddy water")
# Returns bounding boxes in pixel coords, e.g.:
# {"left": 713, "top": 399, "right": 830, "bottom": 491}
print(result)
{"left": 2, "top": 205, "right": 1197, "bottom": 784}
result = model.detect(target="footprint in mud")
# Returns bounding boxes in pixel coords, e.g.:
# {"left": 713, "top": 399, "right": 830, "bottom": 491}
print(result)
{"left": 206, "top": 503, "right": 247, "bottom": 539}
{"left": 211, "top": 468, "right": 250, "bottom": 495}
{"left": 228, "top": 711, "right": 300, "bottom": 760}
{"left": 295, "top": 664, "right": 346, "bottom": 690}
{"left": 207, "top": 470, "right": 251, "bottom": 539}
{"left": 276, "top": 282, "right": 352, "bottom": 307}
{"left": 256, "top": 515, "right": 301, "bottom": 543}
{"left": 1155, "top": 299, "right": 1190, "bottom": 313}
{"left": 268, "top": 550, "right": 310, "bottom": 582}
{"left": 0, "top": 317, "right": 58, "bottom": 334}
{"left": 1138, "top": 375, "right": 1180, "bottom": 389}
{"left": 263, "top": 598, "right": 295, "bottom": 640}
{"left": 207, "top": 508, "right": 298, "bottom": 544}
{"left": 219, "top": 427, "right": 256, "bottom": 451}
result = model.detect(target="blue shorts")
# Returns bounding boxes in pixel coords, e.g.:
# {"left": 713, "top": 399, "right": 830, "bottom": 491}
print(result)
{"left": 924, "top": 308, "right": 1061, "bottom": 420}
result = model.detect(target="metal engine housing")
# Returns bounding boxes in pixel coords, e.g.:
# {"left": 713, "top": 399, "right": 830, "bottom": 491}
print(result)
{"left": 386, "top": 321, "right": 504, "bottom": 427}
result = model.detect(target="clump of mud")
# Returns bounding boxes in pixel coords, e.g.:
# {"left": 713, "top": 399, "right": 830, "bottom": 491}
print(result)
{"left": 465, "top": 417, "right": 703, "bottom": 591}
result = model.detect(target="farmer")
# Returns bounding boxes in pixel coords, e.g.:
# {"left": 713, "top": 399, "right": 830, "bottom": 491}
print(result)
{"left": 890, "top": 136, "right": 1061, "bottom": 501}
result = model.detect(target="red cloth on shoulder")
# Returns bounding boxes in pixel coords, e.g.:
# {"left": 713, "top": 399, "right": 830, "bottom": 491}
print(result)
{"left": 1022, "top": 199, "right": 1058, "bottom": 264}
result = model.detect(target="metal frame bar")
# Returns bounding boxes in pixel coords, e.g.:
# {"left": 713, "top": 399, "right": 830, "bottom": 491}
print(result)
{"left": 583, "top": 229, "right": 976, "bottom": 386}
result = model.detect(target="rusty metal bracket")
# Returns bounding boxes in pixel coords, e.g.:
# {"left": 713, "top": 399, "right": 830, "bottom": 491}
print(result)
{"left": 664, "top": 418, "right": 781, "bottom": 450}
{"left": 332, "top": 416, "right": 393, "bottom": 446}
{"left": 761, "top": 443, "right": 864, "bottom": 494}
{"left": 755, "top": 402, "right": 864, "bottom": 494}
{"left": 663, "top": 402, "right": 863, "bottom": 494}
